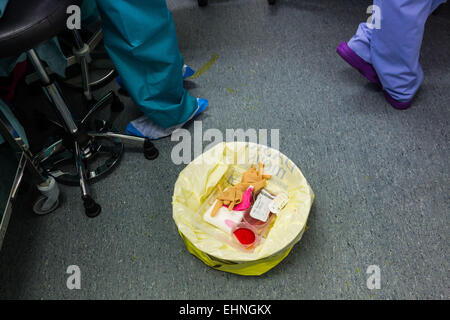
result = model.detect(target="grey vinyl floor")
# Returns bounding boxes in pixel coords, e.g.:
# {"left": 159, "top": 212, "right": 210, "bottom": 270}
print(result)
{"left": 0, "top": 0, "right": 448, "bottom": 299}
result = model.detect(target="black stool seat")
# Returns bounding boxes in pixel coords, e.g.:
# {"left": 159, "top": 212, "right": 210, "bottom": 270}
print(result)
{"left": 0, "top": 0, "right": 82, "bottom": 58}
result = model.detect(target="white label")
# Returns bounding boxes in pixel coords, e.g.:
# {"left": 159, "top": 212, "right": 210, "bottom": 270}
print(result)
{"left": 269, "top": 192, "right": 289, "bottom": 214}
{"left": 250, "top": 192, "right": 273, "bottom": 222}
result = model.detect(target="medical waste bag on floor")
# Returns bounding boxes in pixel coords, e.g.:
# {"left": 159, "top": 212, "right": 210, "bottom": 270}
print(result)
{"left": 172, "top": 142, "right": 314, "bottom": 276}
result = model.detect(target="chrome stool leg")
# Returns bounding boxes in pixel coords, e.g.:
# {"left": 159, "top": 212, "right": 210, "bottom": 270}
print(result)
{"left": 72, "top": 29, "right": 93, "bottom": 102}
{"left": 27, "top": 49, "right": 79, "bottom": 136}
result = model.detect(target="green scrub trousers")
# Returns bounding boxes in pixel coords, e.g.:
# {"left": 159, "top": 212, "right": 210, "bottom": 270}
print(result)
{"left": 95, "top": 0, "right": 198, "bottom": 128}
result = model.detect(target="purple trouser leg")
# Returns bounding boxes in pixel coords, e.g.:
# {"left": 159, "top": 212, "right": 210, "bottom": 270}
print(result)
{"left": 347, "top": 21, "right": 373, "bottom": 65}
{"left": 347, "top": 0, "right": 446, "bottom": 103}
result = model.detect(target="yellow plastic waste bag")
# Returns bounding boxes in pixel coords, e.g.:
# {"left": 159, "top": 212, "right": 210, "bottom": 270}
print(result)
{"left": 172, "top": 142, "right": 314, "bottom": 276}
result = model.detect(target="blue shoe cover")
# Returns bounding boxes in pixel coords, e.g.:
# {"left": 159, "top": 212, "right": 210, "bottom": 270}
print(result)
{"left": 126, "top": 98, "right": 208, "bottom": 140}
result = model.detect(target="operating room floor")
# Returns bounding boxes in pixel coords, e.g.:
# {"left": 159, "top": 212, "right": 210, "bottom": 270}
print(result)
{"left": 0, "top": 0, "right": 449, "bottom": 299}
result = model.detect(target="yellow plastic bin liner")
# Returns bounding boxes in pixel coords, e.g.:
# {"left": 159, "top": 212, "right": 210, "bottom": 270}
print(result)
{"left": 172, "top": 142, "right": 314, "bottom": 276}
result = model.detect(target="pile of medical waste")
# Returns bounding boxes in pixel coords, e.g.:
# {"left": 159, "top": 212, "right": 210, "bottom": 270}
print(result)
{"left": 172, "top": 142, "right": 314, "bottom": 275}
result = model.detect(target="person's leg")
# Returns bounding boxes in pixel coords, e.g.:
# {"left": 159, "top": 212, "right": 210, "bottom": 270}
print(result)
{"left": 336, "top": 6, "right": 381, "bottom": 85}
{"left": 370, "top": 0, "right": 446, "bottom": 107}
{"left": 347, "top": 22, "right": 374, "bottom": 64}
{"left": 95, "top": 0, "right": 203, "bottom": 131}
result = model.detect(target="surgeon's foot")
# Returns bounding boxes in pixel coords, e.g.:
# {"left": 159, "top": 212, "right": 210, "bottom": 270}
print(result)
{"left": 125, "top": 98, "right": 208, "bottom": 140}
{"left": 382, "top": 90, "right": 414, "bottom": 110}
{"left": 336, "top": 41, "right": 381, "bottom": 86}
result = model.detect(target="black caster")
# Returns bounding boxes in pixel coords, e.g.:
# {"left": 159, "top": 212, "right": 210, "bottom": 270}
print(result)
{"left": 198, "top": 0, "right": 208, "bottom": 7}
{"left": 268, "top": 0, "right": 276, "bottom": 4}
{"left": 83, "top": 195, "right": 101, "bottom": 218}
{"left": 144, "top": 139, "right": 159, "bottom": 160}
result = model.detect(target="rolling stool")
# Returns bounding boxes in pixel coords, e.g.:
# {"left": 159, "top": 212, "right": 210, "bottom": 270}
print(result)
{"left": 0, "top": 0, "right": 159, "bottom": 217}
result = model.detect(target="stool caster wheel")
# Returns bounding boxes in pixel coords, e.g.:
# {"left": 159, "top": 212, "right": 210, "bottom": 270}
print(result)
{"left": 83, "top": 195, "right": 101, "bottom": 218}
{"left": 33, "top": 194, "right": 60, "bottom": 215}
{"left": 33, "top": 176, "right": 61, "bottom": 215}
{"left": 143, "top": 139, "right": 159, "bottom": 160}
{"left": 268, "top": 0, "right": 276, "bottom": 4}
{"left": 198, "top": 0, "right": 208, "bottom": 7}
